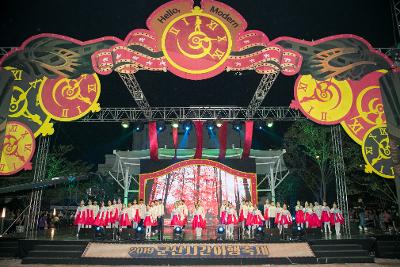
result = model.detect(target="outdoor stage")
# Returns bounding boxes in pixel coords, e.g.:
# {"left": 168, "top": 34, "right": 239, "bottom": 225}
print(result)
{"left": 2, "top": 227, "right": 397, "bottom": 265}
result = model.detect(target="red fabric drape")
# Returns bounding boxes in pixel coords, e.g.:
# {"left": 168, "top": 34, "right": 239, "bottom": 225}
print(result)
{"left": 218, "top": 121, "right": 228, "bottom": 159}
{"left": 194, "top": 121, "right": 203, "bottom": 159}
{"left": 242, "top": 120, "right": 254, "bottom": 159}
{"left": 148, "top": 121, "right": 158, "bottom": 160}
{"left": 172, "top": 127, "right": 178, "bottom": 158}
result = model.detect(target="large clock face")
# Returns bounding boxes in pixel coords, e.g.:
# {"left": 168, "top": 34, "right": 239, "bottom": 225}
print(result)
{"left": 362, "top": 125, "right": 394, "bottom": 179}
{"left": 294, "top": 75, "right": 353, "bottom": 124}
{"left": 161, "top": 6, "right": 232, "bottom": 79}
{"left": 38, "top": 73, "right": 101, "bottom": 122}
{"left": 0, "top": 121, "right": 35, "bottom": 175}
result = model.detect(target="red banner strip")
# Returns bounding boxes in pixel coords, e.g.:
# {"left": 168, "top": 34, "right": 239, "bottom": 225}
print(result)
{"left": 219, "top": 122, "right": 228, "bottom": 159}
{"left": 194, "top": 121, "right": 203, "bottom": 159}
{"left": 242, "top": 121, "right": 254, "bottom": 159}
{"left": 148, "top": 121, "right": 158, "bottom": 160}
{"left": 172, "top": 127, "right": 178, "bottom": 158}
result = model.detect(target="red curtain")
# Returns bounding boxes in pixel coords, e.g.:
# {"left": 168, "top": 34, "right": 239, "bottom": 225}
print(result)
{"left": 148, "top": 121, "right": 158, "bottom": 160}
{"left": 172, "top": 127, "right": 178, "bottom": 158}
{"left": 219, "top": 121, "right": 228, "bottom": 159}
{"left": 242, "top": 120, "right": 254, "bottom": 159}
{"left": 194, "top": 121, "right": 203, "bottom": 158}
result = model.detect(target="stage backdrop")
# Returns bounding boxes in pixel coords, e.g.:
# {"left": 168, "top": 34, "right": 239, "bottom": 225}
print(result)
{"left": 139, "top": 159, "right": 257, "bottom": 224}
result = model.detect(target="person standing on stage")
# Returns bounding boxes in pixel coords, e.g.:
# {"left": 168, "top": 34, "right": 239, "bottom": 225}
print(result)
{"left": 138, "top": 199, "right": 146, "bottom": 227}
{"left": 105, "top": 200, "right": 113, "bottom": 228}
{"left": 93, "top": 201, "right": 99, "bottom": 222}
{"left": 275, "top": 202, "right": 282, "bottom": 232}
{"left": 156, "top": 199, "right": 165, "bottom": 237}
{"left": 245, "top": 201, "right": 254, "bottom": 237}
{"left": 219, "top": 200, "right": 228, "bottom": 226}
{"left": 74, "top": 200, "right": 86, "bottom": 236}
{"left": 295, "top": 201, "right": 304, "bottom": 228}
{"left": 94, "top": 201, "right": 107, "bottom": 227}
{"left": 114, "top": 198, "right": 122, "bottom": 228}
{"left": 192, "top": 201, "right": 206, "bottom": 238}
{"left": 144, "top": 203, "right": 156, "bottom": 238}
{"left": 85, "top": 200, "right": 95, "bottom": 228}
{"left": 330, "top": 202, "right": 344, "bottom": 236}
{"left": 251, "top": 204, "right": 264, "bottom": 237}
{"left": 268, "top": 201, "right": 276, "bottom": 228}
{"left": 304, "top": 201, "right": 313, "bottom": 228}
{"left": 310, "top": 203, "right": 321, "bottom": 228}
{"left": 314, "top": 202, "right": 322, "bottom": 228}
{"left": 354, "top": 198, "right": 366, "bottom": 232}
{"left": 170, "top": 201, "right": 182, "bottom": 227}
{"left": 278, "top": 204, "right": 292, "bottom": 235}
{"left": 131, "top": 199, "right": 140, "bottom": 228}
{"left": 226, "top": 202, "right": 238, "bottom": 239}
{"left": 119, "top": 204, "right": 131, "bottom": 228}
{"left": 264, "top": 199, "right": 270, "bottom": 228}
{"left": 238, "top": 200, "right": 247, "bottom": 233}
{"left": 321, "top": 201, "right": 332, "bottom": 234}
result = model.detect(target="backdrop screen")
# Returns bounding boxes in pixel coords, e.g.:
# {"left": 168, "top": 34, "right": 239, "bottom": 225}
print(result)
{"left": 139, "top": 159, "right": 257, "bottom": 224}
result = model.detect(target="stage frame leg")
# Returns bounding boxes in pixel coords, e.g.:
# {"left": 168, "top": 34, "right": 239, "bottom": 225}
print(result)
{"left": 331, "top": 125, "right": 351, "bottom": 236}
{"left": 25, "top": 136, "right": 50, "bottom": 238}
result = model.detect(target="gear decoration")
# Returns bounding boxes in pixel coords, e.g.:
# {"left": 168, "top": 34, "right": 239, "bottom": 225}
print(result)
{"left": 291, "top": 75, "right": 353, "bottom": 124}
{"left": 341, "top": 71, "right": 387, "bottom": 145}
{"left": 161, "top": 6, "right": 232, "bottom": 80}
{"left": 38, "top": 73, "right": 101, "bottom": 122}
{"left": 362, "top": 125, "right": 394, "bottom": 179}
{"left": 3, "top": 66, "right": 54, "bottom": 137}
{"left": 0, "top": 121, "right": 35, "bottom": 175}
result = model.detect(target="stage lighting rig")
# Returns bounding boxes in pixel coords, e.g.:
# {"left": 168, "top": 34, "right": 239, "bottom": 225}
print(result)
{"left": 215, "top": 119, "right": 223, "bottom": 128}
{"left": 205, "top": 121, "right": 215, "bottom": 131}
{"left": 232, "top": 121, "right": 242, "bottom": 131}
{"left": 255, "top": 120, "right": 264, "bottom": 130}
{"left": 135, "top": 226, "right": 145, "bottom": 241}
{"left": 182, "top": 120, "right": 192, "bottom": 131}
{"left": 266, "top": 119, "right": 274, "bottom": 128}
{"left": 121, "top": 119, "right": 130, "bottom": 129}
{"left": 157, "top": 121, "right": 166, "bottom": 132}
{"left": 171, "top": 120, "right": 179, "bottom": 128}
{"left": 216, "top": 226, "right": 225, "bottom": 241}
{"left": 173, "top": 226, "right": 184, "bottom": 241}
{"left": 134, "top": 122, "right": 144, "bottom": 132}
{"left": 254, "top": 226, "right": 264, "bottom": 241}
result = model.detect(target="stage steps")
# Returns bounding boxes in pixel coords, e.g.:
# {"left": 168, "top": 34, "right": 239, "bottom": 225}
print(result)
{"left": 374, "top": 235, "right": 400, "bottom": 259}
{"left": 308, "top": 239, "right": 374, "bottom": 264}
{"left": 21, "top": 240, "right": 88, "bottom": 264}
{"left": 0, "top": 238, "right": 20, "bottom": 258}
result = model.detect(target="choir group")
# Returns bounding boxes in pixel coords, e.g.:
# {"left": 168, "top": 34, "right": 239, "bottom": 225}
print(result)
{"left": 74, "top": 197, "right": 345, "bottom": 239}
{"left": 73, "top": 198, "right": 165, "bottom": 238}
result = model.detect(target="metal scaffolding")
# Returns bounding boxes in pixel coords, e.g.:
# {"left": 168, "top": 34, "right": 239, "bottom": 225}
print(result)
{"left": 79, "top": 106, "right": 305, "bottom": 122}
{"left": 118, "top": 73, "right": 152, "bottom": 119}
{"left": 25, "top": 136, "right": 50, "bottom": 238}
{"left": 246, "top": 72, "right": 280, "bottom": 118}
{"left": 331, "top": 125, "right": 351, "bottom": 236}
{"left": 0, "top": 47, "right": 14, "bottom": 56}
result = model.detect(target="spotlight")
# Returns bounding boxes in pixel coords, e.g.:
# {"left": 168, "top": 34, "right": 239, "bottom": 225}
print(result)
{"left": 134, "top": 122, "right": 144, "bottom": 132}
{"left": 157, "top": 121, "right": 166, "bottom": 132}
{"left": 171, "top": 120, "right": 179, "bottom": 129}
{"left": 94, "top": 226, "right": 104, "bottom": 240}
{"left": 174, "top": 226, "right": 183, "bottom": 234}
{"left": 182, "top": 120, "right": 192, "bottom": 131}
{"left": 256, "top": 226, "right": 264, "bottom": 233}
{"left": 267, "top": 122, "right": 274, "bottom": 128}
{"left": 255, "top": 120, "right": 264, "bottom": 130}
{"left": 291, "top": 225, "right": 305, "bottom": 241}
{"left": 232, "top": 121, "right": 242, "bottom": 131}
{"left": 121, "top": 119, "right": 130, "bottom": 129}
{"left": 136, "top": 226, "right": 143, "bottom": 233}
{"left": 215, "top": 119, "right": 223, "bottom": 128}
{"left": 135, "top": 226, "right": 145, "bottom": 241}
{"left": 255, "top": 225, "right": 264, "bottom": 241}
{"left": 205, "top": 121, "right": 215, "bottom": 131}
{"left": 217, "top": 226, "right": 225, "bottom": 234}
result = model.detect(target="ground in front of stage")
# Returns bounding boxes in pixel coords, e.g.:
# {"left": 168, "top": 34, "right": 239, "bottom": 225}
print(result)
{"left": 1, "top": 258, "right": 400, "bottom": 267}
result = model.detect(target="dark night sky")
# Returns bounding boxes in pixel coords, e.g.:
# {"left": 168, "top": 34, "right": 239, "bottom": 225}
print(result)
{"left": 0, "top": 0, "right": 395, "bottom": 165}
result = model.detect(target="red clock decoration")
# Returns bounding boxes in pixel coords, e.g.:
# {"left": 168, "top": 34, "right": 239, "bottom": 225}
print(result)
{"left": 38, "top": 73, "right": 101, "bottom": 122}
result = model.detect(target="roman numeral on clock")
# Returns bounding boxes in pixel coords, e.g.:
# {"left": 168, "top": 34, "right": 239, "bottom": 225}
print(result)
{"left": 206, "top": 20, "right": 219, "bottom": 31}
{"left": 211, "top": 49, "right": 225, "bottom": 60}
{"left": 62, "top": 109, "right": 69, "bottom": 117}
{"left": 169, "top": 27, "right": 180, "bottom": 35}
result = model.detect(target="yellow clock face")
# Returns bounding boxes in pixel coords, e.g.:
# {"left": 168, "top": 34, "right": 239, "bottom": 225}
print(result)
{"left": 0, "top": 121, "right": 35, "bottom": 175}
{"left": 161, "top": 6, "right": 232, "bottom": 79}
{"left": 294, "top": 75, "right": 353, "bottom": 124}
{"left": 362, "top": 125, "right": 394, "bottom": 179}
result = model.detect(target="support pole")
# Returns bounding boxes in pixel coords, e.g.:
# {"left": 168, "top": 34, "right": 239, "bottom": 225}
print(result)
{"left": 270, "top": 166, "right": 275, "bottom": 202}
{"left": 124, "top": 168, "right": 129, "bottom": 206}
